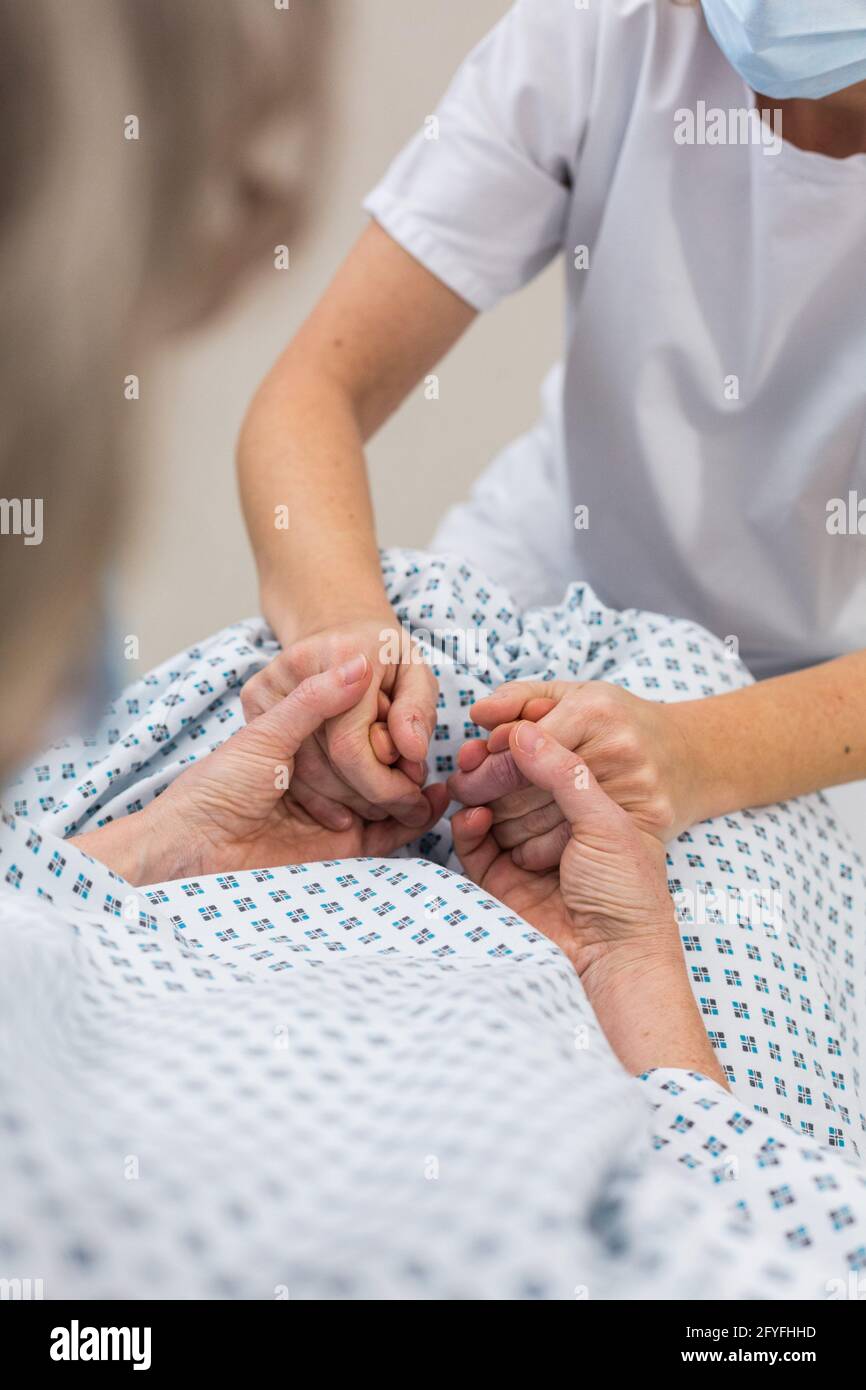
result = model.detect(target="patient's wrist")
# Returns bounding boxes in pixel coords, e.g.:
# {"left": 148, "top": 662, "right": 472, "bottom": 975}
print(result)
{"left": 578, "top": 934, "right": 683, "bottom": 1000}
{"left": 71, "top": 813, "right": 154, "bottom": 886}
{"left": 70, "top": 796, "right": 191, "bottom": 887}
{"left": 579, "top": 937, "right": 728, "bottom": 1086}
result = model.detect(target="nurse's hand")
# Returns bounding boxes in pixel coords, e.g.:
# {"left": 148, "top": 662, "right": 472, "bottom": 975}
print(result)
{"left": 73, "top": 656, "right": 449, "bottom": 884}
{"left": 240, "top": 613, "right": 439, "bottom": 832}
{"left": 448, "top": 680, "right": 700, "bottom": 870}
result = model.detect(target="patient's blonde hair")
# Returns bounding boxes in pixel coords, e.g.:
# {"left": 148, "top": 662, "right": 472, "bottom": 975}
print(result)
{"left": 0, "top": 0, "right": 327, "bottom": 776}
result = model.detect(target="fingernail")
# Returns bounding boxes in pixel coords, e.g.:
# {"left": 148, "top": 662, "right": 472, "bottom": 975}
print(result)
{"left": 514, "top": 721, "right": 543, "bottom": 754}
{"left": 338, "top": 654, "right": 367, "bottom": 685}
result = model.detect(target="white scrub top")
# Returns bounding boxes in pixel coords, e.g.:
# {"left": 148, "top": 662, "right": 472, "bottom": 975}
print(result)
{"left": 364, "top": 0, "right": 866, "bottom": 679}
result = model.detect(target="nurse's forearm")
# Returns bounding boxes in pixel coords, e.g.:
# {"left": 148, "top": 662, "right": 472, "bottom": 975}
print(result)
{"left": 237, "top": 223, "right": 476, "bottom": 646}
{"left": 675, "top": 649, "right": 866, "bottom": 818}
{"left": 238, "top": 362, "right": 390, "bottom": 645}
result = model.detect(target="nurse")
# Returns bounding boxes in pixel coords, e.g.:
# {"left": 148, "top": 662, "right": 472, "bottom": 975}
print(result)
{"left": 238, "top": 0, "right": 866, "bottom": 838}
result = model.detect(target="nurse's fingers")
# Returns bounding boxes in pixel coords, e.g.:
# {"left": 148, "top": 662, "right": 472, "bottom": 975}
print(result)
{"left": 471, "top": 680, "right": 580, "bottom": 731}
{"left": 522, "top": 696, "right": 559, "bottom": 722}
{"left": 486, "top": 721, "right": 519, "bottom": 755}
{"left": 486, "top": 701, "right": 557, "bottom": 754}
{"left": 530, "top": 691, "right": 603, "bottom": 754}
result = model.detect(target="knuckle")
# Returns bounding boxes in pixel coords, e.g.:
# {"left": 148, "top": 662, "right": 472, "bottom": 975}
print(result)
{"left": 284, "top": 649, "right": 309, "bottom": 681}
{"left": 499, "top": 680, "right": 526, "bottom": 705}
{"left": 519, "top": 828, "right": 566, "bottom": 871}
{"left": 278, "top": 639, "right": 315, "bottom": 678}
{"left": 647, "top": 793, "right": 676, "bottom": 830}
{"left": 524, "top": 803, "right": 560, "bottom": 836}
{"left": 608, "top": 723, "right": 642, "bottom": 760}
{"left": 583, "top": 683, "right": 628, "bottom": 726}
{"left": 240, "top": 684, "right": 259, "bottom": 718}
{"left": 448, "top": 772, "right": 481, "bottom": 805}
{"left": 633, "top": 764, "right": 661, "bottom": 795}
{"left": 492, "top": 823, "right": 516, "bottom": 849}
{"left": 490, "top": 789, "right": 528, "bottom": 819}
{"left": 581, "top": 682, "right": 615, "bottom": 710}
{"left": 488, "top": 752, "right": 522, "bottom": 794}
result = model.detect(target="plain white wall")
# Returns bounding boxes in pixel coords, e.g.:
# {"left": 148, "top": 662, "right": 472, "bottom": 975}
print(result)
{"left": 119, "top": 0, "right": 560, "bottom": 671}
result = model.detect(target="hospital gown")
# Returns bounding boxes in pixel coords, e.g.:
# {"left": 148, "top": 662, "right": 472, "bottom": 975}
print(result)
{"left": 1, "top": 550, "right": 865, "bottom": 1300}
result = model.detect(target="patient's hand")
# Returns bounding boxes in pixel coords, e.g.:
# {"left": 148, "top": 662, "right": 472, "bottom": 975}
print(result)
{"left": 73, "top": 656, "right": 448, "bottom": 884}
{"left": 452, "top": 719, "right": 678, "bottom": 978}
{"left": 453, "top": 720, "right": 725, "bottom": 1084}
{"left": 241, "top": 615, "right": 439, "bottom": 832}
{"left": 448, "top": 680, "right": 700, "bottom": 871}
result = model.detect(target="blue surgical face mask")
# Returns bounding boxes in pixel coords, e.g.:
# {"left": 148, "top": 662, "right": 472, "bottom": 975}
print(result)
{"left": 700, "top": 1, "right": 866, "bottom": 100}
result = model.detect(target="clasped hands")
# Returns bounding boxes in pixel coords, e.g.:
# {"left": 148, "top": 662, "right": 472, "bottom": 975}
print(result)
{"left": 235, "top": 635, "right": 690, "bottom": 980}
{"left": 76, "top": 640, "right": 687, "bottom": 981}
{"left": 74, "top": 643, "right": 724, "bottom": 1078}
